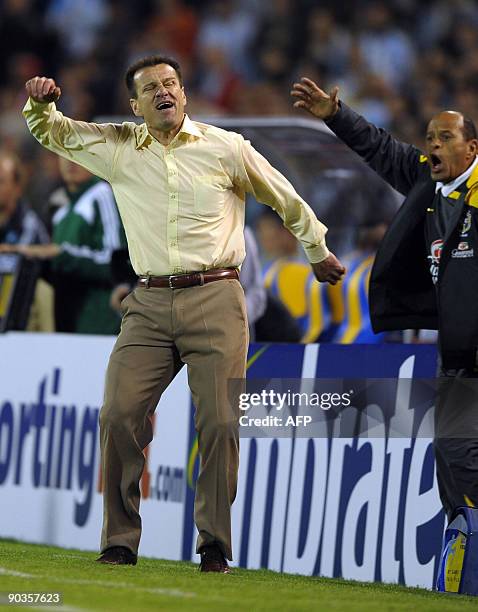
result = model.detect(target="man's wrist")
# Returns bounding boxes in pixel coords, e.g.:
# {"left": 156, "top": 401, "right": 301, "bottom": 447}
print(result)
{"left": 306, "top": 242, "right": 330, "bottom": 264}
{"left": 28, "top": 95, "right": 56, "bottom": 107}
{"left": 324, "top": 102, "right": 342, "bottom": 125}
{"left": 23, "top": 98, "right": 54, "bottom": 115}
{"left": 24, "top": 100, "right": 42, "bottom": 121}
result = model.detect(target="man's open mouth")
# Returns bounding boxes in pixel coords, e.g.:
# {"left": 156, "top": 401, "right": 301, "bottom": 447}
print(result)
{"left": 156, "top": 101, "right": 174, "bottom": 111}
{"left": 430, "top": 154, "right": 443, "bottom": 173}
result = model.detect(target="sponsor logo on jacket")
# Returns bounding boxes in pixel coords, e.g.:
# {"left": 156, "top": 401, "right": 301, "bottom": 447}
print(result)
{"left": 451, "top": 246, "right": 474, "bottom": 258}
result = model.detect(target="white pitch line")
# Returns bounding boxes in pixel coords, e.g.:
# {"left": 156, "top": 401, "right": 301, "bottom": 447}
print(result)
{"left": 29, "top": 606, "right": 89, "bottom": 612}
{"left": 51, "top": 554, "right": 92, "bottom": 560}
{"left": 0, "top": 567, "right": 195, "bottom": 599}
{"left": 0, "top": 566, "right": 34, "bottom": 578}
{"left": 55, "top": 577, "right": 195, "bottom": 598}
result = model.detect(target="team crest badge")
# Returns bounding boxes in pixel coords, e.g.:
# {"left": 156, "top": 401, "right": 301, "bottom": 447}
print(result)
{"left": 461, "top": 211, "right": 472, "bottom": 236}
{"left": 428, "top": 239, "right": 443, "bottom": 284}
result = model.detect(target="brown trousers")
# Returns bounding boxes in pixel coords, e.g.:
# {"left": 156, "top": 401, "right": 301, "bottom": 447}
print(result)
{"left": 99, "top": 278, "right": 248, "bottom": 560}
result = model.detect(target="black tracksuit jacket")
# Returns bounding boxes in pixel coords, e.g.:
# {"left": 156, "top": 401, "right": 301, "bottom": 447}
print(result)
{"left": 326, "top": 103, "right": 478, "bottom": 369}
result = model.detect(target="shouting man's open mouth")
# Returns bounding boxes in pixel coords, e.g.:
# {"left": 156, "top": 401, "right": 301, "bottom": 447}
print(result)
{"left": 429, "top": 153, "right": 443, "bottom": 174}
{"left": 156, "top": 101, "right": 174, "bottom": 112}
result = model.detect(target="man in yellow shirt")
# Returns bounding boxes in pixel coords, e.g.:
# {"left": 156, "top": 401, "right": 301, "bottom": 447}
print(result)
{"left": 23, "top": 55, "right": 345, "bottom": 572}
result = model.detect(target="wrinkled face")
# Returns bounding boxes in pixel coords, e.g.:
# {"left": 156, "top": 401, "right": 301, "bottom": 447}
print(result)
{"left": 129, "top": 64, "right": 186, "bottom": 133}
{"left": 0, "top": 157, "right": 21, "bottom": 213}
{"left": 425, "top": 112, "right": 477, "bottom": 182}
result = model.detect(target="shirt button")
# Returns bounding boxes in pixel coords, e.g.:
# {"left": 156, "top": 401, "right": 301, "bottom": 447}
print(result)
{"left": 170, "top": 241, "right": 177, "bottom": 247}
{"left": 170, "top": 194, "right": 177, "bottom": 200}
{"left": 170, "top": 217, "right": 177, "bottom": 223}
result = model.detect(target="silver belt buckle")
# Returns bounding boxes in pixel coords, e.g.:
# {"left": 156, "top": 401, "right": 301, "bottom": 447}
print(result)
{"left": 168, "top": 274, "right": 177, "bottom": 289}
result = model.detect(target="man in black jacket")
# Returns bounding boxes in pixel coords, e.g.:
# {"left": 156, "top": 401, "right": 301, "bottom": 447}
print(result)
{"left": 291, "top": 77, "right": 478, "bottom": 521}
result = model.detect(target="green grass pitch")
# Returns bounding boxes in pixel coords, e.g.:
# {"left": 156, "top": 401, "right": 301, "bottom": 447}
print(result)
{"left": 0, "top": 539, "right": 477, "bottom": 611}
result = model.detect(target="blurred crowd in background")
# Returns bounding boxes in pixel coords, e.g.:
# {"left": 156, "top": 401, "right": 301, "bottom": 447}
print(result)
{"left": 1, "top": 0, "right": 476, "bottom": 341}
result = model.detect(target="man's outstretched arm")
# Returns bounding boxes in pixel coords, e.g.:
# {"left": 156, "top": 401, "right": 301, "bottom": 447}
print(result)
{"left": 235, "top": 135, "right": 345, "bottom": 285}
{"left": 291, "top": 77, "right": 423, "bottom": 195}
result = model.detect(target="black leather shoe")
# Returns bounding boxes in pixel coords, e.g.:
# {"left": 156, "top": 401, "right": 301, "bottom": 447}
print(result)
{"left": 199, "top": 544, "right": 230, "bottom": 573}
{"left": 96, "top": 546, "right": 137, "bottom": 565}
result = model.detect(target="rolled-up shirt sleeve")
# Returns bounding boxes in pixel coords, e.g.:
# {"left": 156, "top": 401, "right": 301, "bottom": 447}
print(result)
{"left": 23, "top": 98, "right": 118, "bottom": 182}
{"left": 235, "top": 136, "right": 330, "bottom": 263}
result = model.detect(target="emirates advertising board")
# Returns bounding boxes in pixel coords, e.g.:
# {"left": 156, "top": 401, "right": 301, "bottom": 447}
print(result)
{"left": 0, "top": 333, "right": 444, "bottom": 588}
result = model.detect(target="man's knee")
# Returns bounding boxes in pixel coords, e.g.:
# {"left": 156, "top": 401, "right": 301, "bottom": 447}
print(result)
{"left": 99, "top": 401, "right": 118, "bottom": 433}
{"left": 99, "top": 391, "right": 133, "bottom": 433}
{"left": 198, "top": 420, "right": 239, "bottom": 450}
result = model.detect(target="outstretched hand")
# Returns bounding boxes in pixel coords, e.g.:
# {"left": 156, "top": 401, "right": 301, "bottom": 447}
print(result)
{"left": 25, "top": 76, "right": 61, "bottom": 104}
{"left": 291, "top": 77, "right": 339, "bottom": 120}
{"left": 311, "top": 253, "right": 346, "bottom": 285}
{"left": 0, "top": 243, "right": 61, "bottom": 259}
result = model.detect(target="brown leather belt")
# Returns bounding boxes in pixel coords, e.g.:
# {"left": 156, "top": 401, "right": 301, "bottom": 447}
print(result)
{"left": 137, "top": 267, "right": 239, "bottom": 289}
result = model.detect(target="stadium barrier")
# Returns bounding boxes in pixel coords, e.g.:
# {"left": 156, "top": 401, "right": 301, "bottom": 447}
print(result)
{"left": 0, "top": 333, "right": 444, "bottom": 588}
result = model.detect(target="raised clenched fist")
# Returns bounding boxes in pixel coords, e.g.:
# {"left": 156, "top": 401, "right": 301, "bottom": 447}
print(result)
{"left": 25, "top": 77, "right": 61, "bottom": 103}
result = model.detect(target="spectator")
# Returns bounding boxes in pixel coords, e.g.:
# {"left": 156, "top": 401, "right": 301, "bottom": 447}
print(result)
{"left": 0, "top": 150, "right": 54, "bottom": 331}
{"left": 197, "top": 46, "right": 242, "bottom": 113}
{"left": 256, "top": 207, "right": 304, "bottom": 264}
{"left": 333, "top": 222, "right": 388, "bottom": 343}
{"left": 0, "top": 0, "right": 61, "bottom": 77}
{"left": 197, "top": 0, "right": 257, "bottom": 79}
{"left": 256, "top": 209, "right": 339, "bottom": 342}
{"left": 356, "top": 3, "right": 416, "bottom": 89}
{"left": 44, "top": 0, "right": 110, "bottom": 59}
{"left": 303, "top": 8, "right": 352, "bottom": 79}
{"left": 49, "top": 158, "right": 125, "bottom": 334}
{"left": 0, "top": 151, "right": 49, "bottom": 247}
{"left": 3, "top": 158, "right": 125, "bottom": 334}
{"left": 252, "top": 0, "right": 302, "bottom": 85}
{"left": 147, "top": 0, "right": 199, "bottom": 60}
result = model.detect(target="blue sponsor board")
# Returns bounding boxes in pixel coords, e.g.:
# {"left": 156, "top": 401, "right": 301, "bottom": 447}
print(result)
{"left": 0, "top": 365, "right": 186, "bottom": 531}
{"left": 0, "top": 368, "right": 99, "bottom": 527}
{"left": 315, "top": 343, "right": 436, "bottom": 378}
{"left": 182, "top": 343, "right": 444, "bottom": 588}
{"left": 0, "top": 339, "right": 445, "bottom": 585}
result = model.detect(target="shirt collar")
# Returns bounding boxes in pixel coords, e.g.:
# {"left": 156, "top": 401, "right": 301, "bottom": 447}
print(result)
{"left": 180, "top": 114, "right": 204, "bottom": 139}
{"left": 435, "top": 155, "right": 478, "bottom": 196}
{"left": 134, "top": 114, "right": 204, "bottom": 149}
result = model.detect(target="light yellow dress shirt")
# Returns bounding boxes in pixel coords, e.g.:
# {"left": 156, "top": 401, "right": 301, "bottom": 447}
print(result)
{"left": 23, "top": 99, "right": 329, "bottom": 276}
